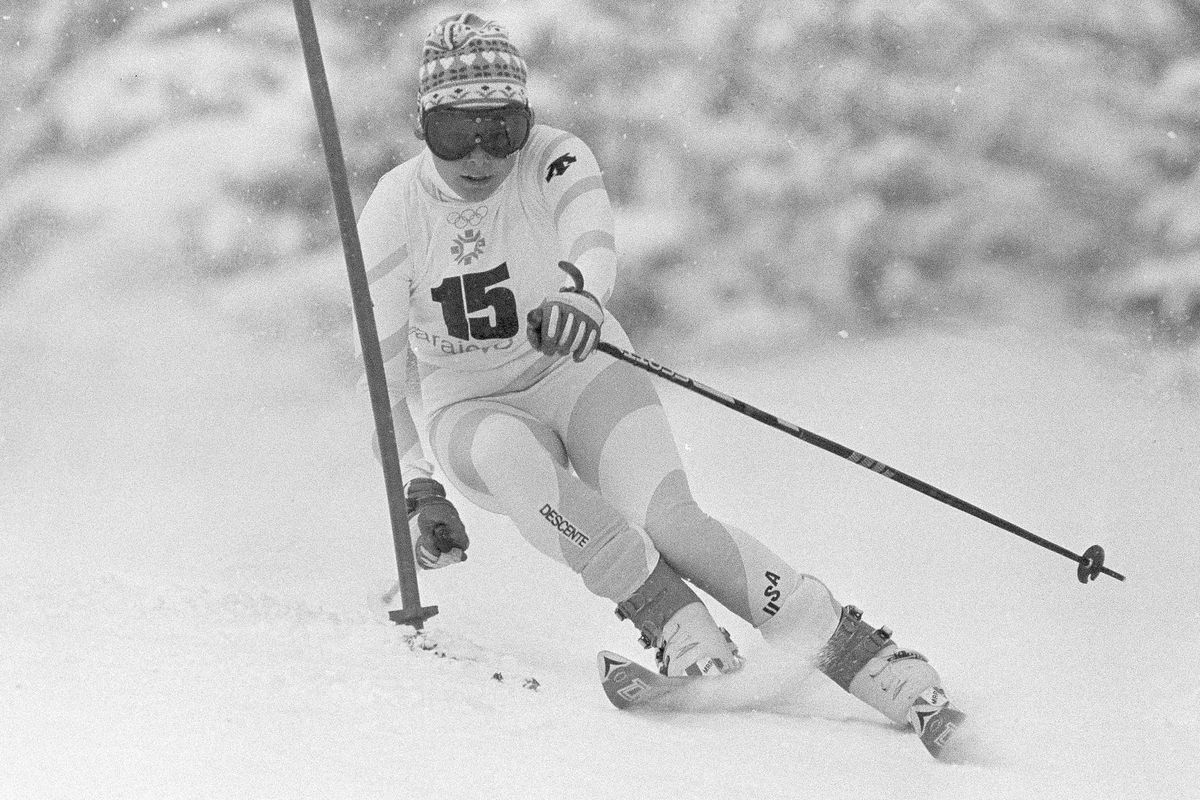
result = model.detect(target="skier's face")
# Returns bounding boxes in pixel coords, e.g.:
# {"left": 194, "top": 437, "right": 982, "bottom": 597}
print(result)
{"left": 430, "top": 146, "right": 518, "bottom": 202}
{"left": 421, "top": 103, "right": 530, "bottom": 201}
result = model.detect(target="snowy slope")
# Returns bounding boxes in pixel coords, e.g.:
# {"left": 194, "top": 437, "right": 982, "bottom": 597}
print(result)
{"left": 2, "top": 267, "right": 1198, "bottom": 800}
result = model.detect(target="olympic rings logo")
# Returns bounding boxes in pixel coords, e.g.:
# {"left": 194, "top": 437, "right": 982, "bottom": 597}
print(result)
{"left": 446, "top": 205, "right": 488, "bottom": 229}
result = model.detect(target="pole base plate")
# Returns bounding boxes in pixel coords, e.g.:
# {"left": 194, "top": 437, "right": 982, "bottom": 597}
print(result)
{"left": 388, "top": 605, "right": 440, "bottom": 629}
{"left": 1077, "top": 545, "right": 1105, "bottom": 583}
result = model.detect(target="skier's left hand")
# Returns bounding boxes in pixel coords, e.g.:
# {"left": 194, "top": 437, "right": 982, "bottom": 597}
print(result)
{"left": 526, "top": 261, "right": 604, "bottom": 362}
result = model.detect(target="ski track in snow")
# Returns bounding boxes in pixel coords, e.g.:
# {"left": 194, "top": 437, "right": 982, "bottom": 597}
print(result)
{"left": 3, "top": 287, "right": 1199, "bottom": 799}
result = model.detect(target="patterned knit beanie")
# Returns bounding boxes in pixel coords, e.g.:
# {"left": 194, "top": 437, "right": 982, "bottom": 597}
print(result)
{"left": 418, "top": 13, "right": 529, "bottom": 111}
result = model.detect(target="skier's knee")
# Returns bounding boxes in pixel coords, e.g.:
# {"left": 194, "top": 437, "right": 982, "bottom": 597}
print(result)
{"left": 577, "top": 524, "right": 659, "bottom": 602}
{"left": 758, "top": 573, "right": 842, "bottom": 650}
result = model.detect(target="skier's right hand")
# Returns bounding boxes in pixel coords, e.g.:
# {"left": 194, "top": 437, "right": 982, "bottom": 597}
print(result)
{"left": 405, "top": 477, "right": 469, "bottom": 569}
{"left": 525, "top": 261, "right": 604, "bottom": 362}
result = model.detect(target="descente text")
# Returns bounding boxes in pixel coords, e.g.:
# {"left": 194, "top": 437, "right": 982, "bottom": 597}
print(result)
{"left": 539, "top": 504, "right": 590, "bottom": 548}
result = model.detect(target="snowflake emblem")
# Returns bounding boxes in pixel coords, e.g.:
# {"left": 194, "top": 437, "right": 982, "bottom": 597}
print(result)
{"left": 451, "top": 229, "right": 486, "bottom": 265}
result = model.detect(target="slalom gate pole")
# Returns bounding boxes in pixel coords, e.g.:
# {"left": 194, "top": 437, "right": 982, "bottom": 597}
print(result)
{"left": 596, "top": 341, "right": 1125, "bottom": 584}
{"left": 291, "top": 0, "right": 437, "bottom": 627}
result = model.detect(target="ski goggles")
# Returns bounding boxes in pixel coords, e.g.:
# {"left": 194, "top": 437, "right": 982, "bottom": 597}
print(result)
{"left": 421, "top": 104, "right": 532, "bottom": 161}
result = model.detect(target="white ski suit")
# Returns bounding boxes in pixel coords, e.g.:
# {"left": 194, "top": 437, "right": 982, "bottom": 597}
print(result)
{"left": 356, "top": 124, "right": 834, "bottom": 634}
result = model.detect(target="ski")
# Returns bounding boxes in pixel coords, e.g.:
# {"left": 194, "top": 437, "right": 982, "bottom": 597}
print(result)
{"left": 599, "top": 650, "right": 970, "bottom": 761}
{"left": 597, "top": 650, "right": 694, "bottom": 709}
{"left": 907, "top": 688, "right": 969, "bottom": 759}
{"left": 917, "top": 705, "right": 968, "bottom": 759}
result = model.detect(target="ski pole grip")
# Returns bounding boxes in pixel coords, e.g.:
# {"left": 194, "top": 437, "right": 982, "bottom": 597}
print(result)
{"left": 558, "top": 260, "right": 585, "bottom": 292}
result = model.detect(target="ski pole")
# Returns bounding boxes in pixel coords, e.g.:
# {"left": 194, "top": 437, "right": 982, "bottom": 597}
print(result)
{"left": 291, "top": 0, "right": 437, "bottom": 627}
{"left": 596, "top": 341, "right": 1125, "bottom": 585}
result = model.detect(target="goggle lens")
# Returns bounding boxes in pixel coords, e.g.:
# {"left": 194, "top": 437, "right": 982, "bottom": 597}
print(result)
{"left": 422, "top": 105, "right": 532, "bottom": 161}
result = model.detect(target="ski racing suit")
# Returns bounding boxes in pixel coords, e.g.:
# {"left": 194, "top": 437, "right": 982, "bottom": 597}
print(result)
{"left": 356, "top": 124, "right": 840, "bottom": 647}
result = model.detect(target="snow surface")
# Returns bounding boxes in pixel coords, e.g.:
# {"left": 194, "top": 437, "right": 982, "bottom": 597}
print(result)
{"left": 3, "top": 259, "right": 1198, "bottom": 800}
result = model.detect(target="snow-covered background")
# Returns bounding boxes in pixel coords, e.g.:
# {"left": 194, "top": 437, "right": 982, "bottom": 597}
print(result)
{"left": 3, "top": 0, "right": 1200, "bottom": 797}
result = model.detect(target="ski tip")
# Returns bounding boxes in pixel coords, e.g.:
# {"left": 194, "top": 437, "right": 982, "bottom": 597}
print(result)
{"left": 918, "top": 705, "right": 970, "bottom": 761}
{"left": 596, "top": 650, "right": 696, "bottom": 711}
{"left": 597, "top": 650, "right": 632, "bottom": 679}
{"left": 597, "top": 650, "right": 643, "bottom": 710}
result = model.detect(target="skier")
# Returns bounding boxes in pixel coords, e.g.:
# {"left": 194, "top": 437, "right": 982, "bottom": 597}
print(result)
{"left": 356, "top": 12, "right": 965, "bottom": 756}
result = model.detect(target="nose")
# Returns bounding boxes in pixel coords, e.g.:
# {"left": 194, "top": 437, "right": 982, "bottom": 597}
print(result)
{"left": 463, "top": 143, "right": 492, "bottom": 164}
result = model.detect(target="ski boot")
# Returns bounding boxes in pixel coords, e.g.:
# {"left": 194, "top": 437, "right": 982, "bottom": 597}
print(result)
{"left": 818, "top": 605, "right": 966, "bottom": 758}
{"left": 616, "top": 559, "right": 743, "bottom": 677}
{"left": 654, "top": 602, "right": 743, "bottom": 677}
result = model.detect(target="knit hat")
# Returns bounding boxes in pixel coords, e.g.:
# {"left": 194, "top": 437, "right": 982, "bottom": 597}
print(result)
{"left": 418, "top": 13, "right": 529, "bottom": 112}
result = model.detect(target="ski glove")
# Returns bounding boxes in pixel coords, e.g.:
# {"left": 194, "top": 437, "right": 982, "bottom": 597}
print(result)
{"left": 526, "top": 261, "right": 604, "bottom": 362}
{"left": 405, "top": 477, "right": 469, "bottom": 570}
